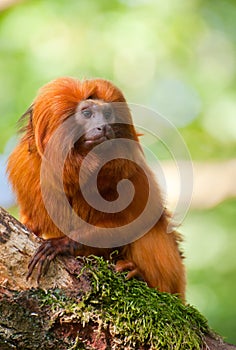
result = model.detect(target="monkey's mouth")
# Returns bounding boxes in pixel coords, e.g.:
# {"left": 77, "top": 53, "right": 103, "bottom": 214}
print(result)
{"left": 83, "top": 135, "right": 111, "bottom": 148}
{"left": 82, "top": 126, "right": 115, "bottom": 149}
{"left": 73, "top": 125, "right": 115, "bottom": 151}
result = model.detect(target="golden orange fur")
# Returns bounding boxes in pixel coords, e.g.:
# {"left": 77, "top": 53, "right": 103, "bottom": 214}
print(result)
{"left": 7, "top": 77, "right": 185, "bottom": 299}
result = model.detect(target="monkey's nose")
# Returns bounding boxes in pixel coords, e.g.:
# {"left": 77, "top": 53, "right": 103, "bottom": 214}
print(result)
{"left": 96, "top": 124, "right": 114, "bottom": 139}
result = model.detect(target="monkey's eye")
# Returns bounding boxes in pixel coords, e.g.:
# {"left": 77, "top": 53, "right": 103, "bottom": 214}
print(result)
{"left": 82, "top": 108, "right": 92, "bottom": 118}
{"left": 104, "top": 109, "right": 112, "bottom": 120}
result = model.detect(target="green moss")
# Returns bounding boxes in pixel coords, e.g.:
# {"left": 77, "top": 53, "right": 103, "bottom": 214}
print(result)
{"left": 39, "top": 256, "right": 211, "bottom": 349}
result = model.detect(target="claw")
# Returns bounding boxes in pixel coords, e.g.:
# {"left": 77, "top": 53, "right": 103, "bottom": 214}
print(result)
{"left": 26, "top": 237, "right": 83, "bottom": 282}
{"left": 27, "top": 242, "right": 53, "bottom": 279}
{"left": 126, "top": 268, "right": 139, "bottom": 280}
{"left": 115, "top": 259, "right": 143, "bottom": 281}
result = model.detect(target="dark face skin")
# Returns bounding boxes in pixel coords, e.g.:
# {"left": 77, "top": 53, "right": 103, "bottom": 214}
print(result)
{"left": 75, "top": 100, "right": 116, "bottom": 149}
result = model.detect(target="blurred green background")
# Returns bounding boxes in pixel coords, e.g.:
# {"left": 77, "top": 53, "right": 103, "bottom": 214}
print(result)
{"left": 0, "top": 0, "right": 235, "bottom": 344}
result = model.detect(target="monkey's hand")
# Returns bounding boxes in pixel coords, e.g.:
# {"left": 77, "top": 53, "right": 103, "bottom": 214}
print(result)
{"left": 27, "top": 237, "right": 83, "bottom": 283}
{"left": 115, "top": 260, "right": 144, "bottom": 281}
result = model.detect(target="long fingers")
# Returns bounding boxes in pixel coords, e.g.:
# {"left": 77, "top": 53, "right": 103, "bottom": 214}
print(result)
{"left": 27, "top": 241, "right": 55, "bottom": 281}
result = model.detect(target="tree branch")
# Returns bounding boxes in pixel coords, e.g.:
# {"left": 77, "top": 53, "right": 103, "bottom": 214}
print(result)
{"left": 0, "top": 207, "right": 235, "bottom": 350}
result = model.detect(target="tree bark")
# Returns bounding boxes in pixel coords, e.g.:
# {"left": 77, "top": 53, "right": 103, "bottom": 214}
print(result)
{"left": 0, "top": 207, "right": 90, "bottom": 292}
{"left": 0, "top": 206, "right": 235, "bottom": 350}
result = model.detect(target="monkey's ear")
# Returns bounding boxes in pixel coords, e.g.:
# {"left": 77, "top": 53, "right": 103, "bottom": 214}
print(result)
{"left": 34, "top": 114, "right": 50, "bottom": 158}
{"left": 34, "top": 105, "right": 61, "bottom": 158}
{"left": 18, "top": 105, "right": 36, "bottom": 153}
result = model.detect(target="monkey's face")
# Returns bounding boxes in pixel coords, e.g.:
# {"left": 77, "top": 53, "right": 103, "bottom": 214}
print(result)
{"left": 73, "top": 99, "right": 136, "bottom": 153}
{"left": 75, "top": 100, "right": 116, "bottom": 150}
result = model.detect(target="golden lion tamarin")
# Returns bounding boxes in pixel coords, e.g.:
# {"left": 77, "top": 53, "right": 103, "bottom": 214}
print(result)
{"left": 7, "top": 77, "right": 185, "bottom": 299}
